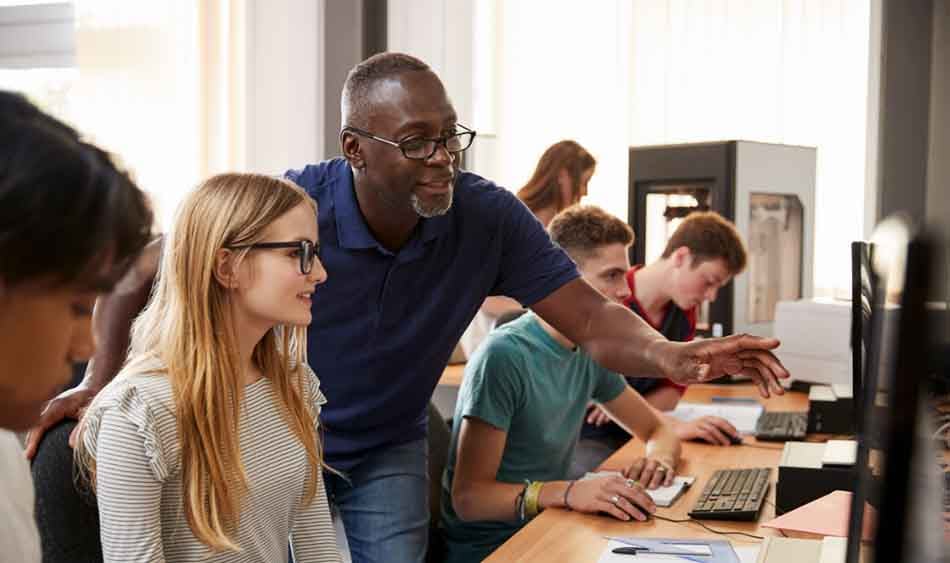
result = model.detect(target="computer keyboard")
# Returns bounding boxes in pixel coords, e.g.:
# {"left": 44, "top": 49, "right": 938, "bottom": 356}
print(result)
{"left": 755, "top": 411, "right": 807, "bottom": 441}
{"left": 688, "top": 467, "right": 771, "bottom": 521}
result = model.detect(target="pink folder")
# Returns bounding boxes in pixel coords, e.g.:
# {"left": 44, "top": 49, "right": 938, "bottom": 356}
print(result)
{"left": 761, "top": 490, "right": 876, "bottom": 541}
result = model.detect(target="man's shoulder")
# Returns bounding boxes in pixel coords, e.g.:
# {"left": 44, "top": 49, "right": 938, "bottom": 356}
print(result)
{"left": 453, "top": 170, "right": 521, "bottom": 215}
{"left": 284, "top": 158, "right": 350, "bottom": 200}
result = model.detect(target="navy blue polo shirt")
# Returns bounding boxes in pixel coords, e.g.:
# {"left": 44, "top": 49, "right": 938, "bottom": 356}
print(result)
{"left": 286, "top": 158, "right": 579, "bottom": 471}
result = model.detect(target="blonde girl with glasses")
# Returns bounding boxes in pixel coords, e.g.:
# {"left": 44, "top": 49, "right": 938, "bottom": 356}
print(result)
{"left": 74, "top": 173, "right": 341, "bottom": 562}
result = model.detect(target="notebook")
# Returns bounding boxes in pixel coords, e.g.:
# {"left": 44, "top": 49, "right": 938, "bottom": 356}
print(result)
{"left": 583, "top": 471, "right": 696, "bottom": 507}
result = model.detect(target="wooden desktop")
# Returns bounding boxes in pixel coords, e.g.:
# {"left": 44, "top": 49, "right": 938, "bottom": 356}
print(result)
{"left": 482, "top": 384, "right": 810, "bottom": 562}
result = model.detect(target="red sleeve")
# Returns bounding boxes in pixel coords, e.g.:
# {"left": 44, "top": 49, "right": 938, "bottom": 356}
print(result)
{"left": 659, "top": 379, "right": 687, "bottom": 395}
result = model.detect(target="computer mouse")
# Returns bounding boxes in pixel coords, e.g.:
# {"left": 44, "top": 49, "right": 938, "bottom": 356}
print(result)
{"left": 729, "top": 434, "right": 743, "bottom": 445}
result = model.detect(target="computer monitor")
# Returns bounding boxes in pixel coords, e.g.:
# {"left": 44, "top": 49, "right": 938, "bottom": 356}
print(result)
{"left": 850, "top": 241, "right": 874, "bottom": 436}
{"left": 845, "top": 217, "right": 945, "bottom": 562}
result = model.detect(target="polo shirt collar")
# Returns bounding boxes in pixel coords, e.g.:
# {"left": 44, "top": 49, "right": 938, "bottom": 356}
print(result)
{"left": 332, "top": 167, "right": 378, "bottom": 250}
{"left": 332, "top": 167, "right": 454, "bottom": 252}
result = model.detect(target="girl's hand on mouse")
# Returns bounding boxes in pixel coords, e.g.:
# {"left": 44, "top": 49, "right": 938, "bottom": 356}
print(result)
{"left": 565, "top": 474, "right": 655, "bottom": 521}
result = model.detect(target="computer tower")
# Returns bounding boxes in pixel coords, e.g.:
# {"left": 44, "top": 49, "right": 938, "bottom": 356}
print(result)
{"left": 628, "top": 141, "right": 816, "bottom": 337}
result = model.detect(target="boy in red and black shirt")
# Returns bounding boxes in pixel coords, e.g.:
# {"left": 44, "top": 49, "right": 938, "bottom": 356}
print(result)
{"left": 574, "top": 212, "right": 749, "bottom": 475}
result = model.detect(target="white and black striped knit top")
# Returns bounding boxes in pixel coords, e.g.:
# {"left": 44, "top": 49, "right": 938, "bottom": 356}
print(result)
{"left": 82, "top": 366, "right": 341, "bottom": 563}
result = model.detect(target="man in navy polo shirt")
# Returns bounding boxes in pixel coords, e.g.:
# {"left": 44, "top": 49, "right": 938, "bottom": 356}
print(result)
{"left": 28, "top": 52, "right": 790, "bottom": 563}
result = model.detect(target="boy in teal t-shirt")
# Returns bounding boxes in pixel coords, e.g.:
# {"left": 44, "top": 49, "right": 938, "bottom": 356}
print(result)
{"left": 440, "top": 206, "right": 683, "bottom": 563}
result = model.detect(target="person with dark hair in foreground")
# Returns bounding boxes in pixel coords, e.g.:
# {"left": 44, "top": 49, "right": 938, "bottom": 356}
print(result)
{"left": 25, "top": 53, "right": 788, "bottom": 563}
{"left": 0, "top": 91, "right": 152, "bottom": 562}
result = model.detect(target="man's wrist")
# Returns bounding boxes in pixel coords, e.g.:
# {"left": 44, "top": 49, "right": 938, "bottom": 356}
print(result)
{"left": 79, "top": 369, "right": 108, "bottom": 394}
{"left": 644, "top": 338, "right": 674, "bottom": 381}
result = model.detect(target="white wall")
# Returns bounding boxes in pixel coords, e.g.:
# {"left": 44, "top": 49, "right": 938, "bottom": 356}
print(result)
{"left": 864, "top": 0, "right": 883, "bottom": 240}
{"left": 392, "top": 0, "right": 634, "bottom": 208}
{"left": 0, "top": 2, "right": 74, "bottom": 68}
{"left": 386, "top": 0, "right": 474, "bottom": 128}
{"left": 245, "top": 0, "right": 324, "bottom": 174}
{"left": 490, "top": 1, "right": 633, "bottom": 213}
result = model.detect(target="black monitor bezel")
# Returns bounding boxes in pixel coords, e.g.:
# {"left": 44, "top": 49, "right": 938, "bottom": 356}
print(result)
{"left": 845, "top": 221, "right": 935, "bottom": 562}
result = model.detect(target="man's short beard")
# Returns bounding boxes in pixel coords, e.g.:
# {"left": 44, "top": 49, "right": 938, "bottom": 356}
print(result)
{"left": 411, "top": 191, "right": 453, "bottom": 218}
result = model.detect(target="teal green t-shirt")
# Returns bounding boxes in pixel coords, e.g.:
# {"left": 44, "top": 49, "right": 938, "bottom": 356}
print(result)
{"left": 439, "top": 312, "right": 628, "bottom": 563}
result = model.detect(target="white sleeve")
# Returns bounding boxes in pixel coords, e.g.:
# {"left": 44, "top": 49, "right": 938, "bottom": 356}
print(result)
{"left": 95, "top": 407, "right": 166, "bottom": 563}
{"left": 290, "top": 469, "right": 342, "bottom": 563}
{"left": 290, "top": 367, "right": 341, "bottom": 562}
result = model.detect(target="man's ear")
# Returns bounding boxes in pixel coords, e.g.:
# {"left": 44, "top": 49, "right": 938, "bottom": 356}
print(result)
{"left": 341, "top": 131, "right": 365, "bottom": 170}
{"left": 213, "top": 248, "right": 239, "bottom": 289}
{"left": 671, "top": 246, "right": 692, "bottom": 268}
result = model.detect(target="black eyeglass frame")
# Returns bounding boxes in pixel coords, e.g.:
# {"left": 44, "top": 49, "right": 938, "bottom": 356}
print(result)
{"left": 228, "top": 240, "right": 319, "bottom": 275}
{"left": 342, "top": 123, "right": 476, "bottom": 161}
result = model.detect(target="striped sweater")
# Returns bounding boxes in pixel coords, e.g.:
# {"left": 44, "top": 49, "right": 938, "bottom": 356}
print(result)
{"left": 83, "top": 368, "right": 341, "bottom": 563}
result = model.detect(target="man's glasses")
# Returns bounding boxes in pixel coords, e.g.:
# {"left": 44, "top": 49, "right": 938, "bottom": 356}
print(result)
{"left": 228, "top": 240, "right": 319, "bottom": 275}
{"left": 342, "top": 124, "right": 476, "bottom": 161}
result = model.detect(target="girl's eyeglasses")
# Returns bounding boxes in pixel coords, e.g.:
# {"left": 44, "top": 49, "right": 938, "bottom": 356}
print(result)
{"left": 228, "top": 240, "right": 319, "bottom": 275}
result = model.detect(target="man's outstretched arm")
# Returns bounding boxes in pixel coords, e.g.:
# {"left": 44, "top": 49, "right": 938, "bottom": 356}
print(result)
{"left": 24, "top": 237, "right": 162, "bottom": 459}
{"left": 530, "top": 278, "right": 788, "bottom": 398}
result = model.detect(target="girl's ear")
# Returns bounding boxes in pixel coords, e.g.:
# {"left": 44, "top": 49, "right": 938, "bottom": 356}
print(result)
{"left": 213, "top": 248, "right": 239, "bottom": 289}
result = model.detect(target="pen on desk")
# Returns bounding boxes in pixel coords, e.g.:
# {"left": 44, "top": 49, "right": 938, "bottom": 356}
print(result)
{"left": 610, "top": 546, "right": 708, "bottom": 561}
{"left": 603, "top": 538, "right": 710, "bottom": 561}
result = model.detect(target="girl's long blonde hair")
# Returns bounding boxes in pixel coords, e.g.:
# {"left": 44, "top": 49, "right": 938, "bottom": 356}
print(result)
{"left": 75, "top": 173, "right": 323, "bottom": 552}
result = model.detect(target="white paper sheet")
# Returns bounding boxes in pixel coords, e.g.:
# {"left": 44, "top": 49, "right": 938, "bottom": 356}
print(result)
{"left": 668, "top": 402, "right": 763, "bottom": 434}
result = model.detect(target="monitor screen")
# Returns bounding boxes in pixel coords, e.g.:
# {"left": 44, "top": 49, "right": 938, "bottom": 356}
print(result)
{"left": 850, "top": 241, "right": 873, "bottom": 436}
{"left": 846, "top": 217, "right": 946, "bottom": 563}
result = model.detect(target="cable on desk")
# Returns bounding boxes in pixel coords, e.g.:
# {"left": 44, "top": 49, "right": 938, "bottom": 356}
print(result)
{"left": 652, "top": 514, "right": 765, "bottom": 540}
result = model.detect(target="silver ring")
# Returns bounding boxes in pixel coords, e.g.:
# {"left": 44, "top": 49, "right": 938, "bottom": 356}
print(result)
{"left": 625, "top": 479, "right": 639, "bottom": 489}
{"left": 610, "top": 495, "right": 620, "bottom": 505}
